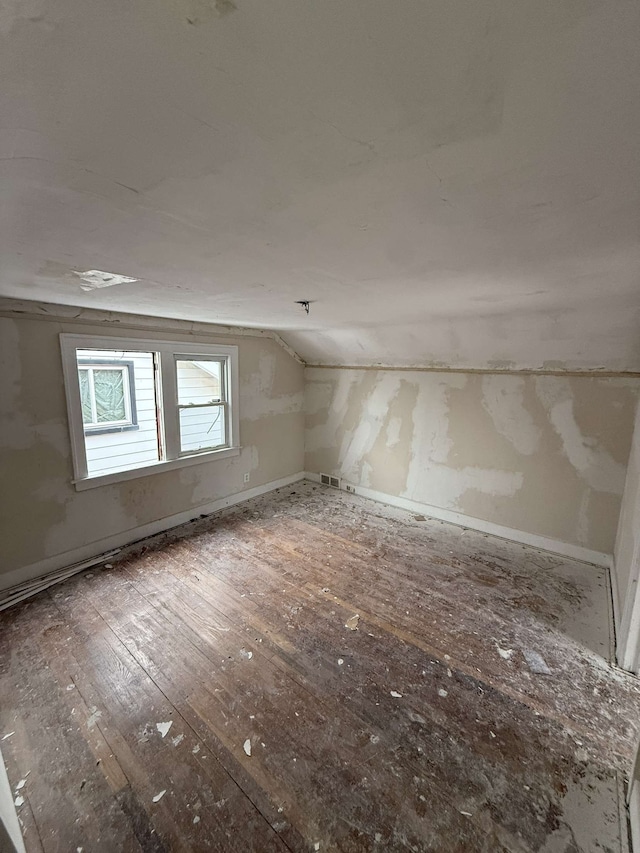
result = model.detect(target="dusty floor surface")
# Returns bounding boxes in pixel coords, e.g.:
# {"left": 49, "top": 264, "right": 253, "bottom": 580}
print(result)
{"left": 1, "top": 481, "right": 639, "bottom": 852}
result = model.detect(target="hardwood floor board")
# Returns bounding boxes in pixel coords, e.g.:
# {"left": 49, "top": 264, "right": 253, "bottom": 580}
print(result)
{"left": 0, "top": 601, "right": 145, "bottom": 853}
{"left": 140, "top": 529, "right": 634, "bottom": 775}
{"left": 48, "top": 585, "right": 294, "bottom": 853}
{"left": 1, "top": 482, "right": 639, "bottom": 851}
{"left": 116, "top": 542, "right": 616, "bottom": 849}
{"left": 64, "top": 553, "right": 523, "bottom": 850}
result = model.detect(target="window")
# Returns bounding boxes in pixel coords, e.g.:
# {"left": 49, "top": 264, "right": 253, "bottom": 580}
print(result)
{"left": 78, "top": 359, "right": 137, "bottom": 433}
{"left": 60, "top": 335, "right": 239, "bottom": 489}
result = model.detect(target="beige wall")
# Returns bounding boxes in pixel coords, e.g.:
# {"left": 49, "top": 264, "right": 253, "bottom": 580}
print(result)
{"left": 0, "top": 310, "right": 304, "bottom": 586}
{"left": 305, "top": 367, "right": 640, "bottom": 555}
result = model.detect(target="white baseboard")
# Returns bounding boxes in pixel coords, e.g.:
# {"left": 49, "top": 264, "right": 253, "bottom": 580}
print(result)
{"left": 0, "top": 745, "right": 25, "bottom": 853}
{"left": 0, "top": 472, "right": 306, "bottom": 596}
{"left": 305, "top": 472, "right": 611, "bottom": 568}
{"left": 630, "top": 779, "right": 640, "bottom": 853}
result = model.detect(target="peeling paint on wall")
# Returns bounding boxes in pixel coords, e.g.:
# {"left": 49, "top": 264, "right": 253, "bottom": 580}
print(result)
{"left": 305, "top": 367, "right": 640, "bottom": 553}
{"left": 0, "top": 315, "right": 304, "bottom": 579}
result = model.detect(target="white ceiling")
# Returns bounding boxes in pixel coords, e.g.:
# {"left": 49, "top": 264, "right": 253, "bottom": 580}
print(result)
{"left": 1, "top": 0, "right": 638, "bottom": 370}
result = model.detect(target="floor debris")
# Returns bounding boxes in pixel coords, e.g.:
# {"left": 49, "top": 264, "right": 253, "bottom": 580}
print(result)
{"left": 496, "top": 645, "right": 514, "bottom": 660}
{"left": 345, "top": 614, "right": 360, "bottom": 630}
{"left": 152, "top": 790, "right": 166, "bottom": 803}
{"left": 243, "top": 738, "right": 252, "bottom": 756}
{"left": 156, "top": 721, "right": 173, "bottom": 738}
{"left": 1, "top": 482, "right": 639, "bottom": 852}
{"left": 523, "top": 649, "right": 552, "bottom": 675}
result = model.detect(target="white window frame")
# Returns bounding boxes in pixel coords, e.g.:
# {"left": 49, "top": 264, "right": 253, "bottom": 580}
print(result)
{"left": 60, "top": 334, "right": 240, "bottom": 491}
{"left": 174, "top": 355, "right": 228, "bottom": 456}
{"left": 78, "top": 362, "right": 133, "bottom": 430}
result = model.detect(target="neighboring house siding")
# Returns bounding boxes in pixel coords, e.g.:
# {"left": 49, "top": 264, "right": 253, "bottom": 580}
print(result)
{"left": 177, "top": 361, "right": 224, "bottom": 453}
{"left": 82, "top": 353, "right": 223, "bottom": 476}
{"left": 82, "top": 350, "right": 159, "bottom": 476}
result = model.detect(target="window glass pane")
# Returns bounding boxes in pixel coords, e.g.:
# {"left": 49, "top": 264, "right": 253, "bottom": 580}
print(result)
{"left": 76, "top": 349, "right": 160, "bottom": 477}
{"left": 176, "top": 359, "right": 223, "bottom": 406}
{"left": 93, "top": 369, "right": 126, "bottom": 422}
{"left": 179, "top": 404, "right": 226, "bottom": 453}
{"left": 79, "top": 369, "right": 92, "bottom": 424}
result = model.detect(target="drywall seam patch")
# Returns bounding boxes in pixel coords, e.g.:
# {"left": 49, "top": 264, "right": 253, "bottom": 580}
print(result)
{"left": 304, "top": 472, "right": 611, "bottom": 568}
{"left": 0, "top": 472, "right": 306, "bottom": 597}
{"left": 303, "top": 364, "right": 640, "bottom": 379}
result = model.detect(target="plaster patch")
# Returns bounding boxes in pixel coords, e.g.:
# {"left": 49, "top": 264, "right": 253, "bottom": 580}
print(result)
{"left": 338, "top": 373, "right": 401, "bottom": 480}
{"left": 535, "top": 378, "right": 626, "bottom": 494}
{"left": 304, "top": 380, "right": 333, "bottom": 416}
{"left": 361, "top": 460, "right": 374, "bottom": 488}
{"left": 481, "top": 375, "right": 541, "bottom": 455}
{"left": 0, "top": 0, "right": 46, "bottom": 34}
{"left": 240, "top": 353, "right": 303, "bottom": 421}
{"left": 401, "top": 376, "right": 523, "bottom": 508}
{"left": 386, "top": 416, "right": 402, "bottom": 449}
{"left": 576, "top": 491, "right": 590, "bottom": 547}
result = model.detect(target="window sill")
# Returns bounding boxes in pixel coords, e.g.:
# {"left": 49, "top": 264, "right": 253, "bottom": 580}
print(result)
{"left": 73, "top": 446, "right": 241, "bottom": 491}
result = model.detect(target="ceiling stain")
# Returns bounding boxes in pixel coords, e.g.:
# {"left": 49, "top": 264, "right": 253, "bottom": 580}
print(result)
{"left": 184, "top": 0, "right": 236, "bottom": 26}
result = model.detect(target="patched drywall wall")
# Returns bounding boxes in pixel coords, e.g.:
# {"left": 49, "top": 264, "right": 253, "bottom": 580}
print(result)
{"left": 614, "top": 399, "right": 640, "bottom": 669}
{"left": 0, "top": 308, "right": 304, "bottom": 585}
{"left": 305, "top": 368, "right": 640, "bottom": 554}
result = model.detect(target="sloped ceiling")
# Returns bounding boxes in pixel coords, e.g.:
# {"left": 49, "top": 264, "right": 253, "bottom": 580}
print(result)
{"left": 0, "top": 0, "right": 638, "bottom": 370}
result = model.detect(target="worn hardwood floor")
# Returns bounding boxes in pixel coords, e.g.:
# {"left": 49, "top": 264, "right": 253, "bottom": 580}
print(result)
{"left": 1, "top": 482, "right": 640, "bottom": 852}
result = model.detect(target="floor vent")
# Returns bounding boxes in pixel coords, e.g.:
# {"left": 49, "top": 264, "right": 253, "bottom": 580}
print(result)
{"left": 320, "top": 474, "right": 341, "bottom": 489}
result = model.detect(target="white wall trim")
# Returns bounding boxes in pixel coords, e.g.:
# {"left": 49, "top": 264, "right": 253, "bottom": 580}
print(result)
{"left": 0, "top": 745, "right": 25, "bottom": 853}
{"left": 304, "top": 473, "right": 612, "bottom": 568}
{"left": 630, "top": 782, "right": 640, "bottom": 853}
{"left": 0, "top": 472, "right": 306, "bottom": 598}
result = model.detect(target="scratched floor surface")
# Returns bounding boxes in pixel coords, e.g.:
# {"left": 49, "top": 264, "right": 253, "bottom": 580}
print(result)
{"left": 1, "top": 481, "right": 639, "bottom": 852}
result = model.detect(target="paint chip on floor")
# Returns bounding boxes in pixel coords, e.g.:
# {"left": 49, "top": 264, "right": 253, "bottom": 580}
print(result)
{"left": 523, "top": 649, "right": 552, "bottom": 675}
{"left": 345, "top": 614, "right": 360, "bottom": 630}
{"left": 438, "top": 689, "right": 448, "bottom": 698}
{"left": 87, "top": 707, "right": 102, "bottom": 728}
{"left": 390, "top": 691, "right": 403, "bottom": 698}
{"left": 243, "top": 738, "right": 252, "bottom": 756}
{"left": 14, "top": 796, "right": 24, "bottom": 807}
{"left": 338, "top": 658, "right": 344, "bottom": 665}
{"left": 496, "top": 645, "right": 514, "bottom": 660}
{"left": 193, "top": 815, "right": 200, "bottom": 824}
{"left": 152, "top": 790, "right": 166, "bottom": 803}
{"left": 156, "top": 721, "right": 173, "bottom": 738}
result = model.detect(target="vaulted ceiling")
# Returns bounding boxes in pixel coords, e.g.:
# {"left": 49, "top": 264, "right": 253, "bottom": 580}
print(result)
{"left": 1, "top": 0, "right": 638, "bottom": 369}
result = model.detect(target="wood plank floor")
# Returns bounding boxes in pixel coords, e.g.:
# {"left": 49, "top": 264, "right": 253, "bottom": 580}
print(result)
{"left": 2, "top": 481, "right": 640, "bottom": 852}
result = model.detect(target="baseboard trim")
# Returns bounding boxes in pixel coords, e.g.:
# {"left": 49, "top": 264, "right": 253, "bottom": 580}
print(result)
{"left": 629, "top": 778, "right": 639, "bottom": 853}
{"left": 304, "top": 473, "right": 611, "bottom": 568}
{"left": 0, "top": 472, "right": 306, "bottom": 603}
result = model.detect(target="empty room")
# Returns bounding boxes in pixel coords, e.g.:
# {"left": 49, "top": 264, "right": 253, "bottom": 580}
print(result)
{"left": 1, "top": 2, "right": 640, "bottom": 851}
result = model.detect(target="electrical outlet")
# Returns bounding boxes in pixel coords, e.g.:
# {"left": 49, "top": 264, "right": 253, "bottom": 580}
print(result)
{"left": 345, "top": 484, "right": 355, "bottom": 493}
{"left": 243, "top": 473, "right": 250, "bottom": 484}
